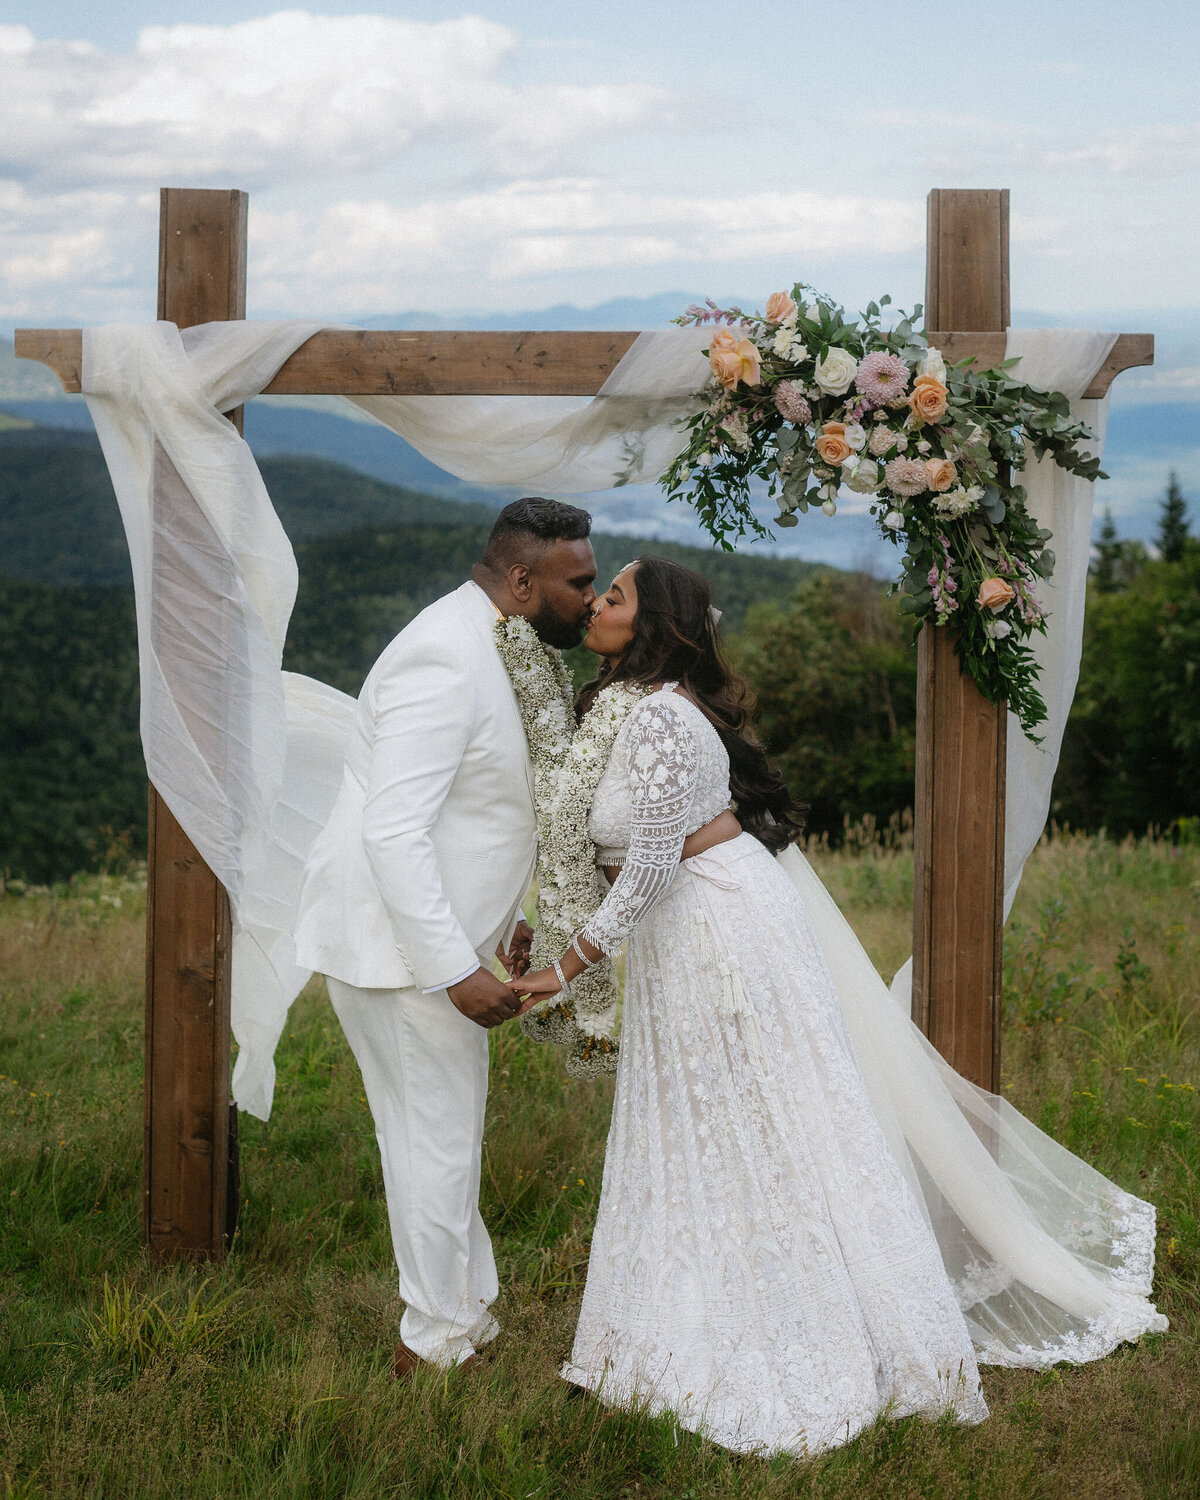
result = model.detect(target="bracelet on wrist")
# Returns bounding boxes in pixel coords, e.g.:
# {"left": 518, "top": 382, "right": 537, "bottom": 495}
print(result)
{"left": 570, "top": 936, "right": 595, "bottom": 970}
{"left": 552, "top": 957, "right": 570, "bottom": 996}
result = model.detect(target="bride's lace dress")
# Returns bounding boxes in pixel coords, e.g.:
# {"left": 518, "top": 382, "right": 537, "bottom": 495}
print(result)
{"left": 564, "top": 688, "right": 989, "bottom": 1454}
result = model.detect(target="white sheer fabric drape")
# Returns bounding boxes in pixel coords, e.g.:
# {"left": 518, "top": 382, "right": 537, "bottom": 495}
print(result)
{"left": 84, "top": 321, "right": 1114, "bottom": 1121}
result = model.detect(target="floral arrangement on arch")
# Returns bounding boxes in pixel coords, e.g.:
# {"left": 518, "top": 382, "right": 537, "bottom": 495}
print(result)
{"left": 662, "top": 287, "right": 1106, "bottom": 734}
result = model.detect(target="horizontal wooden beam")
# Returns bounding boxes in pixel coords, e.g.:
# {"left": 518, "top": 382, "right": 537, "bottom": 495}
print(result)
{"left": 14, "top": 327, "right": 1153, "bottom": 400}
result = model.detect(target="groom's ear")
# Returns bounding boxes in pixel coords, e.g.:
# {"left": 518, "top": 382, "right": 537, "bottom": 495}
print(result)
{"left": 507, "top": 562, "right": 535, "bottom": 602}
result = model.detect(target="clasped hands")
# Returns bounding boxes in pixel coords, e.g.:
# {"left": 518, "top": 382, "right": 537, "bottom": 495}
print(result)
{"left": 444, "top": 920, "right": 539, "bottom": 1030}
{"left": 445, "top": 919, "right": 598, "bottom": 1029}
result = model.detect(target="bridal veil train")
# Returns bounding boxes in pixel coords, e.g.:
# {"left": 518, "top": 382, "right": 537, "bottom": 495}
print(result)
{"left": 555, "top": 680, "right": 1164, "bottom": 1457}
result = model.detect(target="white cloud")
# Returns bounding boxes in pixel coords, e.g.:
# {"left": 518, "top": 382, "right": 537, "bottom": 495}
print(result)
{"left": 0, "top": 11, "right": 691, "bottom": 187}
{"left": 247, "top": 180, "right": 925, "bottom": 309}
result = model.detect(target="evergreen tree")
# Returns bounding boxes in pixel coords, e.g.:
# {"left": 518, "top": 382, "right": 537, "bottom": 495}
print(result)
{"left": 1092, "top": 509, "right": 1122, "bottom": 593}
{"left": 1157, "top": 470, "right": 1190, "bottom": 563}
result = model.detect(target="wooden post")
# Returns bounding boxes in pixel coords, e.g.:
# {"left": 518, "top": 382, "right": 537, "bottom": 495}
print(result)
{"left": 144, "top": 188, "right": 247, "bottom": 1258}
{"left": 912, "top": 189, "right": 1009, "bottom": 1092}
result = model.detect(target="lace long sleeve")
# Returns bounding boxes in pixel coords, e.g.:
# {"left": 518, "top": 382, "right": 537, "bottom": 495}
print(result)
{"left": 579, "top": 697, "right": 700, "bottom": 955}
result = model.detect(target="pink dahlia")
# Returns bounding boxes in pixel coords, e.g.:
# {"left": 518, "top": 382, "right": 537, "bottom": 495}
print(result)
{"left": 855, "top": 350, "right": 910, "bottom": 406}
{"left": 774, "top": 380, "right": 812, "bottom": 424}
{"left": 885, "top": 456, "right": 930, "bottom": 496}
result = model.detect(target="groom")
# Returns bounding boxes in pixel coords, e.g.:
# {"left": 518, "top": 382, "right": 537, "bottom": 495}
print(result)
{"left": 293, "top": 497, "right": 597, "bottom": 1373}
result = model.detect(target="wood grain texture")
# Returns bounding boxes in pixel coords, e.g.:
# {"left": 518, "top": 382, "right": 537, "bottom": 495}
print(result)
{"left": 912, "top": 628, "right": 1006, "bottom": 1088}
{"left": 912, "top": 188, "right": 1012, "bottom": 1092}
{"left": 144, "top": 188, "right": 246, "bottom": 1259}
{"left": 13, "top": 326, "right": 1152, "bottom": 399}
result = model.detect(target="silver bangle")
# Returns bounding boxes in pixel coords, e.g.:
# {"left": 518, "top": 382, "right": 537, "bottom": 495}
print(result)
{"left": 570, "top": 937, "right": 594, "bottom": 969}
{"left": 552, "top": 957, "right": 570, "bottom": 996}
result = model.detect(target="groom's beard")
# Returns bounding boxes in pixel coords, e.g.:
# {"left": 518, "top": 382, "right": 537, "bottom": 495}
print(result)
{"left": 529, "top": 603, "right": 590, "bottom": 650}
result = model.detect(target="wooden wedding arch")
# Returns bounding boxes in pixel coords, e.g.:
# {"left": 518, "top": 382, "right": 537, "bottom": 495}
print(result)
{"left": 16, "top": 187, "right": 1152, "bottom": 1259}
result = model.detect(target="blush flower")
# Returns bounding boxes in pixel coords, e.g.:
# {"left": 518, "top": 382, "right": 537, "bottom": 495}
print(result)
{"left": 855, "top": 350, "right": 910, "bottom": 406}
{"left": 765, "top": 290, "right": 798, "bottom": 325}
{"left": 909, "top": 374, "right": 949, "bottom": 423}
{"left": 774, "top": 381, "right": 811, "bottom": 424}
{"left": 868, "top": 425, "right": 902, "bottom": 457}
{"left": 815, "top": 423, "right": 854, "bottom": 466}
{"left": 710, "top": 336, "right": 762, "bottom": 390}
{"left": 885, "top": 457, "right": 930, "bottom": 496}
{"left": 978, "top": 577, "right": 1016, "bottom": 612}
{"left": 925, "top": 457, "right": 958, "bottom": 492}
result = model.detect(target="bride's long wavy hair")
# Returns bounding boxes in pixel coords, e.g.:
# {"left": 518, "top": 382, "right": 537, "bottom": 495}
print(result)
{"left": 577, "top": 555, "right": 805, "bottom": 854}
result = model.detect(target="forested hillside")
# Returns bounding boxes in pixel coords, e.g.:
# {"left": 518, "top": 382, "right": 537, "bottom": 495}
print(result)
{"left": 0, "top": 445, "right": 821, "bottom": 879}
{"left": 2, "top": 428, "right": 1195, "bottom": 883}
{"left": 0, "top": 428, "right": 501, "bottom": 589}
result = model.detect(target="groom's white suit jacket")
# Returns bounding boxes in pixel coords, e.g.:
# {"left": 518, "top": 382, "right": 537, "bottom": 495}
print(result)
{"left": 294, "top": 581, "right": 538, "bottom": 991}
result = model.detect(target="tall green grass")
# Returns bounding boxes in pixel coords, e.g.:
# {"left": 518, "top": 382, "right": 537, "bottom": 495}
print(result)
{"left": 1, "top": 831, "right": 1198, "bottom": 1498}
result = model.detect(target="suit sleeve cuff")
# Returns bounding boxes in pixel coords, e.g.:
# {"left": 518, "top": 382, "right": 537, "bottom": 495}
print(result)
{"left": 422, "top": 962, "right": 481, "bottom": 995}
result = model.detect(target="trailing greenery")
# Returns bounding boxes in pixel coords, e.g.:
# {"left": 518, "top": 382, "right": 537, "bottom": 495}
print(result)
{"left": 1, "top": 832, "right": 1197, "bottom": 1497}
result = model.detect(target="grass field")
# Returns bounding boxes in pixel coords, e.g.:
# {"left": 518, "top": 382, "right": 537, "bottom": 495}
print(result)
{"left": 2, "top": 829, "right": 1199, "bottom": 1498}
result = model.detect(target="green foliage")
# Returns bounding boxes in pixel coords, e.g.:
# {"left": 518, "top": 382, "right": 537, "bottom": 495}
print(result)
{"left": 0, "top": 578, "right": 144, "bottom": 884}
{"left": 730, "top": 571, "right": 917, "bottom": 838}
{"left": 1157, "top": 470, "right": 1191, "bottom": 564}
{"left": 1090, "top": 507, "right": 1148, "bottom": 594}
{"left": 1055, "top": 544, "right": 1200, "bottom": 831}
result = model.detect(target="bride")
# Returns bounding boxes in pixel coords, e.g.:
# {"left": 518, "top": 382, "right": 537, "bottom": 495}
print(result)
{"left": 509, "top": 554, "right": 1166, "bottom": 1458}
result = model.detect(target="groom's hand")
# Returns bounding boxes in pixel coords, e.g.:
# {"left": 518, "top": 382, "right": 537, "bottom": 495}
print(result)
{"left": 447, "top": 968, "right": 523, "bottom": 1029}
{"left": 495, "top": 920, "right": 533, "bottom": 978}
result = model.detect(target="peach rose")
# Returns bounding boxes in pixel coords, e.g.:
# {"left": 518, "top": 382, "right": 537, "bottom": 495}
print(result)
{"left": 709, "top": 348, "right": 743, "bottom": 389}
{"left": 709, "top": 327, "right": 738, "bottom": 353}
{"left": 710, "top": 336, "right": 761, "bottom": 390}
{"left": 978, "top": 577, "right": 1016, "bottom": 613}
{"left": 765, "top": 290, "right": 798, "bottom": 324}
{"left": 815, "top": 422, "right": 854, "bottom": 466}
{"left": 909, "top": 374, "right": 949, "bottom": 423}
{"left": 925, "top": 457, "right": 958, "bottom": 492}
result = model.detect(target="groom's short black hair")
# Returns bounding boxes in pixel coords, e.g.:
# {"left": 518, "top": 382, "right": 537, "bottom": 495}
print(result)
{"left": 481, "top": 497, "right": 592, "bottom": 571}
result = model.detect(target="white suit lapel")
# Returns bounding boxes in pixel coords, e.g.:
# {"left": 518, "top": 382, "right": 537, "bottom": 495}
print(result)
{"left": 459, "top": 583, "right": 537, "bottom": 809}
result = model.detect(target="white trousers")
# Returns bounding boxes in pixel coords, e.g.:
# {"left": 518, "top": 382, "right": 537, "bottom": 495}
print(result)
{"left": 326, "top": 976, "right": 499, "bottom": 1367}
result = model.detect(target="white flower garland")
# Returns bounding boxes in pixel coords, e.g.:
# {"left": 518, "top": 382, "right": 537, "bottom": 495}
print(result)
{"left": 494, "top": 615, "right": 649, "bottom": 1079}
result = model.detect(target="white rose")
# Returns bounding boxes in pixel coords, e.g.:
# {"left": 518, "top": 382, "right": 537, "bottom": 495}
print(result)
{"left": 695, "top": 452, "right": 713, "bottom": 468}
{"left": 842, "top": 454, "right": 861, "bottom": 475}
{"left": 821, "top": 498, "right": 838, "bottom": 516}
{"left": 814, "top": 347, "right": 858, "bottom": 396}
{"left": 804, "top": 302, "right": 820, "bottom": 320}
{"left": 984, "top": 619, "right": 1013, "bottom": 640}
{"left": 846, "top": 459, "right": 881, "bottom": 493}
{"left": 882, "top": 509, "right": 905, "bottom": 530}
{"left": 843, "top": 422, "right": 867, "bottom": 451}
{"left": 772, "top": 325, "right": 794, "bottom": 358}
{"left": 916, "top": 439, "right": 931, "bottom": 454}
{"left": 919, "top": 346, "right": 947, "bottom": 382}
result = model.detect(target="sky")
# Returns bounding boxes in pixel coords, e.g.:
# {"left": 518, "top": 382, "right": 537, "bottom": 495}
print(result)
{"left": 0, "top": 1, "right": 1197, "bottom": 560}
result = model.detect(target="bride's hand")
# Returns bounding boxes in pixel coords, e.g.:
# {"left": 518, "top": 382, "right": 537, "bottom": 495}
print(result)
{"left": 506, "top": 966, "right": 562, "bottom": 1015}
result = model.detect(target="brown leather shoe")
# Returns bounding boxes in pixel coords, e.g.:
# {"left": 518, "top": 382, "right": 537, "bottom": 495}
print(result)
{"left": 392, "top": 1340, "right": 481, "bottom": 1379}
